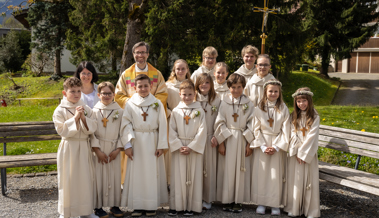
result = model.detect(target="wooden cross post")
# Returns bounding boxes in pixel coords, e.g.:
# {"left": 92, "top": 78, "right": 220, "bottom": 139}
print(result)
{"left": 253, "top": 0, "right": 279, "bottom": 54}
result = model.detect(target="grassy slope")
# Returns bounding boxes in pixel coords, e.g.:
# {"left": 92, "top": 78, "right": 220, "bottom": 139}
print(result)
{"left": 1, "top": 72, "right": 379, "bottom": 174}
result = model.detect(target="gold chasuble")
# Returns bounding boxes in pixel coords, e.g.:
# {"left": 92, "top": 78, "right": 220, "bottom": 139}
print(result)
{"left": 115, "top": 63, "right": 168, "bottom": 111}
{"left": 115, "top": 63, "right": 168, "bottom": 185}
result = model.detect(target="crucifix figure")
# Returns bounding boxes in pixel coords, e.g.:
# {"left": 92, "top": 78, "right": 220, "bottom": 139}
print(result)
{"left": 102, "top": 117, "right": 109, "bottom": 127}
{"left": 300, "top": 126, "right": 308, "bottom": 136}
{"left": 253, "top": 0, "right": 279, "bottom": 54}
{"left": 232, "top": 113, "right": 239, "bottom": 122}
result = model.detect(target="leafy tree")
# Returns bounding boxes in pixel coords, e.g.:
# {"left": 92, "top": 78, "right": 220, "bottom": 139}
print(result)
{"left": 303, "top": 0, "right": 379, "bottom": 77}
{"left": 27, "top": 0, "right": 73, "bottom": 77}
{"left": 16, "top": 30, "right": 31, "bottom": 61}
{"left": 67, "top": 0, "right": 129, "bottom": 73}
{"left": 0, "top": 30, "right": 24, "bottom": 72}
{"left": 144, "top": 0, "right": 304, "bottom": 78}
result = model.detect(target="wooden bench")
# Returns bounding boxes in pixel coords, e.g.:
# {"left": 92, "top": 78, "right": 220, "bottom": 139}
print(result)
{"left": 0, "top": 121, "right": 59, "bottom": 195}
{"left": 15, "top": 97, "right": 61, "bottom": 106}
{"left": 318, "top": 125, "right": 379, "bottom": 196}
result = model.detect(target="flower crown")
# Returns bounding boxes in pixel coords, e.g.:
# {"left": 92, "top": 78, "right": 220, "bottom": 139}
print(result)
{"left": 292, "top": 90, "right": 314, "bottom": 98}
{"left": 263, "top": 80, "right": 282, "bottom": 89}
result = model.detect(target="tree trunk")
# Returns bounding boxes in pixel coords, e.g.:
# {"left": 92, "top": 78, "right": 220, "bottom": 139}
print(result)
{"left": 111, "top": 50, "right": 117, "bottom": 72}
{"left": 119, "top": 0, "right": 148, "bottom": 75}
{"left": 54, "top": 49, "right": 62, "bottom": 77}
{"left": 320, "top": 34, "right": 330, "bottom": 78}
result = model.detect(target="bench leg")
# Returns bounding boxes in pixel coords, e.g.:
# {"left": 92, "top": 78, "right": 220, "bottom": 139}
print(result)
{"left": 1, "top": 168, "right": 6, "bottom": 195}
{"left": 355, "top": 155, "right": 362, "bottom": 170}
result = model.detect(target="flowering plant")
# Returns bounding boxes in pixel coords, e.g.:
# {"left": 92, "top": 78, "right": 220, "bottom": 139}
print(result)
{"left": 211, "top": 105, "right": 217, "bottom": 115}
{"left": 113, "top": 111, "right": 119, "bottom": 121}
{"left": 242, "top": 104, "right": 248, "bottom": 114}
{"left": 191, "top": 110, "right": 201, "bottom": 119}
{"left": 151, "top": 102, "right": 159, "bottom": 111}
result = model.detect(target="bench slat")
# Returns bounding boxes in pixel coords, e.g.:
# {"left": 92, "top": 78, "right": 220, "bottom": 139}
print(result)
{"left": 0, "top": 135, "right": 61, "bottom": 143}
{"left": 319, "top": 172, "right": 379, "bottom": 196}
{"left": 319, "top": 141, "right": 379, "bottom": 159}
{"left": 319, "top": 135, "right": 379, "bottom": 152}
{"left": 319, "top": 161, "right": 379, "bottom": 187}
{"left": 0, "top": 159, "right": 56, "bottom": 168}
{"left": 0, "top": 153, "right": 57, "bottom": 162}
{"left": 320, "top": 128, "right": 379, "bottom": 145}
{"left": 0, "top": 121, "right": 53, "bottom": 127}
{"left": 0, "top": 130, "right": 57, "bottom": 137}
{"left": 320, "top": 125, "right": 379, "bottom": 139}
{"left": 0, "top": 124, "right": 56, "bottom": 132}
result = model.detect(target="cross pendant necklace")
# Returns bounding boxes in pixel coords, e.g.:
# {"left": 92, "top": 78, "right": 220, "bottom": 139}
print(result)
{"left": 141, "top": 106, "right": 150, "bottom": 122}
{"left": 99, "top": 109, "right": 114, "bottom": 127}
{"left": 300, "top": 118, "right": 308, "bottom": 136}
{"left": 267, "top": 104, "right": 274, "bottom": 127}
{"left": 182, "top": 109, "right": 193, "bottom": 125}
{"left": 232, "top": 96, "right": 242, "bottom": 122}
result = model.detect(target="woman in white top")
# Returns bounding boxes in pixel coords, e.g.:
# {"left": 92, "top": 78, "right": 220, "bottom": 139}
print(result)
{"left": 72, "top": 61, "right": 100, "bottom": 108}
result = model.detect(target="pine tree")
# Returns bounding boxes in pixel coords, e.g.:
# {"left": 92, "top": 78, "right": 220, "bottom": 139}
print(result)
{"left": 67, "top": 0, "right": 129, "bottom": 73}
{"left": 27, "top": 0, "right": 72, "bottom": 77}
{"left": 303, "top": 0, "right": 379, "bottom": 77}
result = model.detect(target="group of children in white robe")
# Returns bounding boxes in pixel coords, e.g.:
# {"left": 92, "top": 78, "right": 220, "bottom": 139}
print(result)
{"left": 53, "top": 45, "right": 320, "bottom": 218}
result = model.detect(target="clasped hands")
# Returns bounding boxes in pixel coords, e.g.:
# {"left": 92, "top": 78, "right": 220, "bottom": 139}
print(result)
{"left": 94, "top": 148, "right": 122, "bottom": 165}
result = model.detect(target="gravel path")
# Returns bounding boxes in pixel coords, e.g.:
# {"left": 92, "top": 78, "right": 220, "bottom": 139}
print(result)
{"left": 1, "top": 175, "right": 379, "bottom": 217}
{"left": 329, "top": 72, "right": 379, "bottom": 106}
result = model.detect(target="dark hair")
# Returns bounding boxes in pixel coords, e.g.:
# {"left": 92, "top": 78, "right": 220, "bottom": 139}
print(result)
{"left": 133, "top": 41, "right": 150, "bottom": 53}
{"left": 73, "top": 61, "right": 99, "bottom": 83}
{"left": 135, "top": 74, "right": 151, "bottom": 84}
{"left": 227, "top": 73, "right": 246, "bottom": 88}
{"left": 63, "top": 77, "right": 82, "bottom": 90}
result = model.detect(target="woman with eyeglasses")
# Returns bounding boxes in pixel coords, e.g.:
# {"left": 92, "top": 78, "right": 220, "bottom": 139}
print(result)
{"left": 244, "top": 54, "right": 276, "bottom": 107}
{"left": 71, "top": 61, "right": 100, "bottom": 108}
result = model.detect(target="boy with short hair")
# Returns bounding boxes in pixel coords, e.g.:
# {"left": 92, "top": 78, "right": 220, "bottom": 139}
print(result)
{"left": 234, "top": 45, "right": 259, "bottom": 82}
{"left": 214, "top": 74, "right": 255, "bottom": 213}
{"left": 91, "top": 82, "right": 124, "bottom": 218}
{"left": 120, "top": 74, "right": 168, "bottom": 217}
{"left": 53, "top": 77, "right": 98, "bottom": 218}
{"left": 191, "top": 46, "right": 218, "bottom": 84}
{"left": 168, "top": 79, "right": 207, "bottom": 216}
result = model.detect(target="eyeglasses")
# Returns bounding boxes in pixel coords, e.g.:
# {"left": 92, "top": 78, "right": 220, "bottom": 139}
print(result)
{"left": 100, "top": 92, "right": 113, "bottom": 97}
{"left": 80, "top": 72, "right": 92, "bottom": 77}
{"left": 205, "top": 57, "right": 215, "bottom": 60}
{"left": 134, "top": 51, "right": 148, "bottom": 55}
{"left": 257, "top": 64, "right": 270, "bottom": 68}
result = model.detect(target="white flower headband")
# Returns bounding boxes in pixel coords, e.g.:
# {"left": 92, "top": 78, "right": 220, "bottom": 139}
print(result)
{"left": 263, "top": 80, "right": 282, "bottom": 89}
{"left": 292, "top": 90, "right": 314, "bottom": 98}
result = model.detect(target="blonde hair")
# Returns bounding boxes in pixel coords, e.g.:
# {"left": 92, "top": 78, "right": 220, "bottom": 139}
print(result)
{"left": 167, "top": 59, "right": 191, "bottom": 83}
{"left": 179, "top": 79, "right": 195, "bottom": 92}
{"left": 241, "top": 45, "right": 259, "bottom": 57}
{"left": 258, "top": 79, "right": 284, "bottom": 112}
{"left": 97, "top": 81, "right": 115, "bottom": 93}
{"left": 201, "top": 46, "right": 218, "bottom": 65}
{"left": 214, "top": 62, "right": 230, "bottom": 74}
{"left": 63, "top": 77, "right": 82, "bottom": 91}
{"left": 291, "top": 87, "right": 318, "bottom": 131}
{"left": 194, "top": 73, "right": 216, "bottom": 104}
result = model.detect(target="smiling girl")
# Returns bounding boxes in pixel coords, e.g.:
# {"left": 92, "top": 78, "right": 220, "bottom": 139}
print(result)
{"left": 251, "top": 79, "right": 290, "bottom": 216}
{"left": 245, "top": 54, "right": 276, "bottom": 107}
{"left": 284, "top": 87, "right": 320, "bottom": 218}
{"left": 213, "top": 62, "right": 231, "bottom": 100}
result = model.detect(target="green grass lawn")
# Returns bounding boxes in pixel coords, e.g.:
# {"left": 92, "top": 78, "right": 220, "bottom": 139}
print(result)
{"left": 1, "top": 72, "right": 378, "bottom": 175}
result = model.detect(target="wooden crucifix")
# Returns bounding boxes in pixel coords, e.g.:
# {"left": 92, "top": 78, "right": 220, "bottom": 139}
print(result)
{"left": 300, "top": 126, "right": 308, "bottom": 136}
{"left": 253, "top": 0, "right": 279, "bottom": 54}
